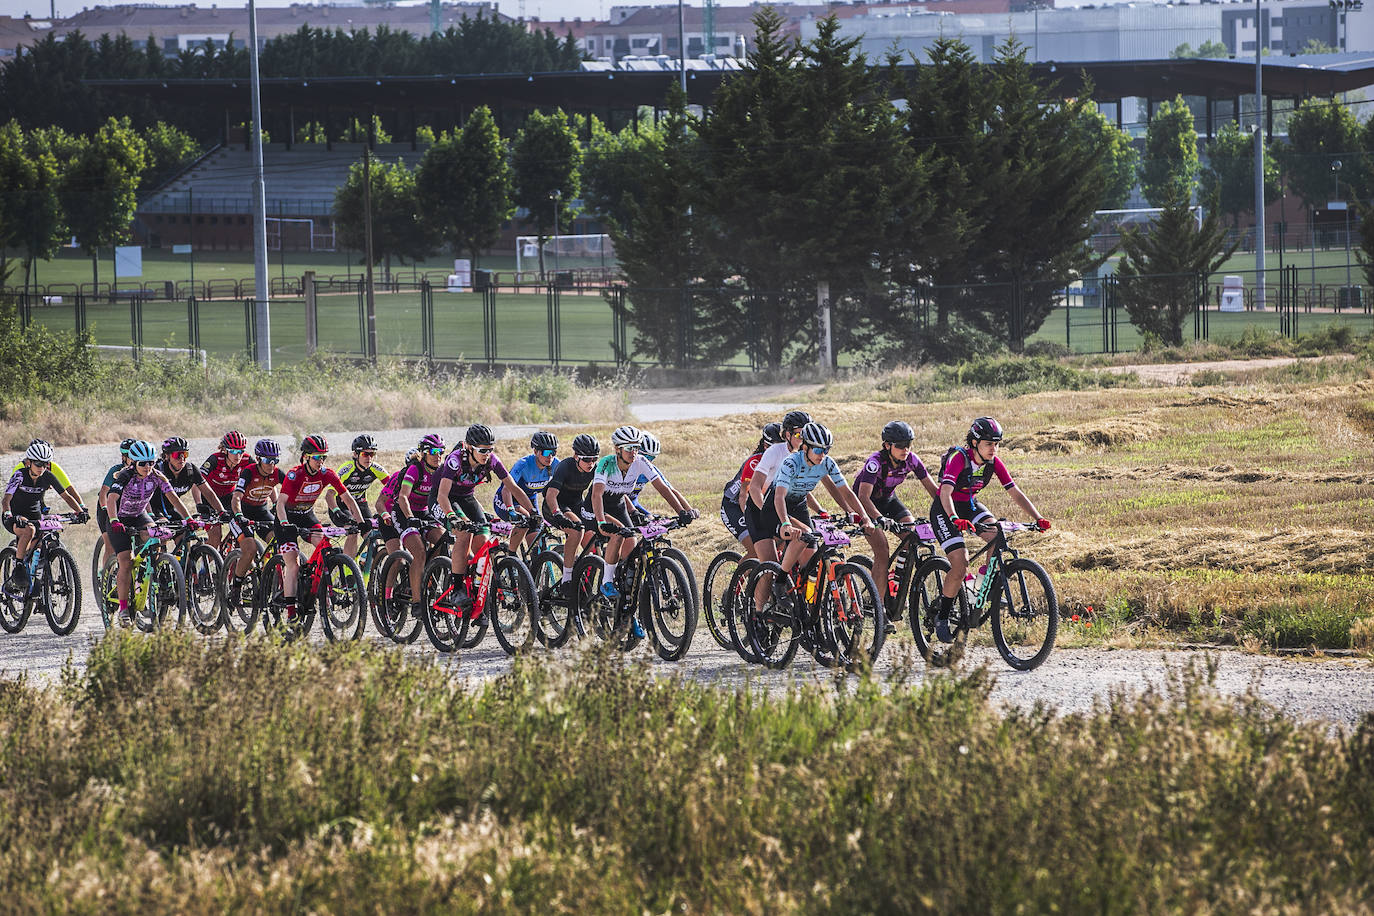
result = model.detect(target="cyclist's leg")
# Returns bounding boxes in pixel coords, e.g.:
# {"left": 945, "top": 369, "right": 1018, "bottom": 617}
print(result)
{"left": 779, "top": 501, "right": 814, "bottom": 576}
{"left": 866, "top": 495, "right": 906, "bottom": 588}
{"left": 747, "top": 500, "right": 783, "bottom": 611}
{"left": 107, "top": 515, "right": 141, "bottom": 617}
{"left": 930, "top": 499, "right": 969, "bottom": 598}
{"left": 721, "top": 497, "right": 755, "bottom": 559}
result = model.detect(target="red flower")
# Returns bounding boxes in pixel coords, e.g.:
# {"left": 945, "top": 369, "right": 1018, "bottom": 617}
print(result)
{"left": 1071, "top": 614, "right": 1080, "bottom": 622}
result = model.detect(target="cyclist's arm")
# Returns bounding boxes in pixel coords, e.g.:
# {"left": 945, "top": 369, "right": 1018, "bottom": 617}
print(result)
{"left": 323, "top": 488, "right": 339, "bottom": 511}
{"left": 59, "top": 488, "right": 83, "bottom": 513}
{"left": 1007, "top": 485, "right": 1043, "bottom": 524}
{"left": 274, "top": 490, "right": 290, "bottom": 523}
{"left": 855, "top": 480, "right": 882, "bottom": 521}
{"left": 826, "top": 478, "right": 872, "bottom": 529}
{"left": 435, "top": 476, "right": 458, "bottom": 520}
{"left": 340, "top": 492, "right": 364, "bottom": 523}
{"left": 939, "top": 482, "right": 959, "bottom": 520}
{"left": 746, "top": 467, "right": 769, "bottom": 510}
{"left": 772, "top": 483, "right": 792, "bottom": 535}
{"left": 510, "top": 486, "right": 535, "bottom": 514}
{"left": 193, "top": 481, "right": 219, "bottom": 511}
{"left": 166, "top": 491, "right": 191, "bottom": 520}
{"left": 805, "top": 492, "right": 824, "bottom": 515}
{"left": 649, "top": 476, "right": 688, "bottom": 514}
{"left": 919, "top": 473, "right": 940, "bottom": 500}
{"left": 591, "top": 481, "right": 608, "bottom": 524}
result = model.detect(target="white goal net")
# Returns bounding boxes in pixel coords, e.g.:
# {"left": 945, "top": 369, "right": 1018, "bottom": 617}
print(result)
{"left": 1090, "top": 207, "right": 1204, "bottom": 254}
{"left": 516, "top": 233, "right": 615, "bottom": 275}
{"left": 266, "top": 217, "right": 335, "bottom": 252}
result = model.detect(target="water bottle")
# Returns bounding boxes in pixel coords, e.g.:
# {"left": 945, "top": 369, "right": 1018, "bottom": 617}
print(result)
{"left": 890, "top": 551, "right": 906, "bottom": 598}
{"left": 473, "top": 552, "right": 489, "bottom": 585}
{"left": 26, "top": 550, "right": 40, "bottom": 595}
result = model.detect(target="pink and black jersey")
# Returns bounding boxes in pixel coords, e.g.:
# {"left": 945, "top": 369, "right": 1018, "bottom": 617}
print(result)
{"left": 109, "top": 466, "right": 175, "bottom": 518}
{"left": 939, "top": 447, "right": 1014, "bottom": 502}
{"left": 379, "top": 461, "right": 443, "bottom": 515}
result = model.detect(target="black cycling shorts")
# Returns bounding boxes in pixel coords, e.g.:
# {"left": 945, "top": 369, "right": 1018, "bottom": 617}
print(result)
{"left": 929, "top": 498, "right": 994, "bottom": 553}
{"left": 580, "top": 494, "right": 632, "bottom": 530}
{"left": 448, "top": 492, "right": 488, "bottom": 529}
{"left": 870, "top": 494, "right": 912, "bottom": 525}
{"left": 282, "top": 507, "right": 323, "bottom": 548}
{"left": 720, "top": 497, "right": 749, "bottom": 543}
{"left": 108, "top": 512, "right": 154, "bottom": 554}
{"left": 229, "top": 502, "right": 273, "bottom": 539}
{"left": 746, "top": 493, "right": 808, "bottom": 543}
{"left": 3, "top": 510, "right": 42, "bottom": 536}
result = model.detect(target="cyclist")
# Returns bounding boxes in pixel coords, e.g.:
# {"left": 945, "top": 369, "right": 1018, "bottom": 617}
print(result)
{"left": 104, "top": 440, "right": 190, "bottom": 627}
{"left": 721, "top": 422, "right": 784, "bottom": 558}
{"left": 376, "top": 433, "right": 448, "bottom": 623}
{"left": 493, "top": 430, "right": 559, "bottom": 557}
{"left": 745, "top": 410, "right": 823, "bottom": 577}
{"left": 854, "top": 420, "right": 940, "bottom": 624}
{"left": 152, "top": 437, "right": 219, "bottom": 523}
{"left": 587, "top": 425, "right": 695, "bottom": 602}
{"left": 226, "top": 438, "right": 286, "bottom": 604}
{"left": 435, "top": 424, "right": 534, "bottom": 610}
{"left": 9, "top": 438, "right": 83, "bottom": 517}
{"left": 96, "top": 439, "right": 137, "bottom": 567}
{"left": 3, "top": 441, "right": 88, "bottom": 597}
{"left": 201, "top": 430, "right": 250, "bottom": 552}
{"left": 275, "top": 435, "right": 365, "bottom": 620}
{"left": 327, "top": 434, "right": 388, "bottom": 558}
{"left": 542, "top": 433, "right": 600, "bottom": 596}
{"left": 627, "top": 431, "right": 692, "bottom": 525}
{"left": 759, "top": 422, "right": 875, "bottom": 613}
{"left": 931, "top": 417, "right": 1051, "bottom": 643}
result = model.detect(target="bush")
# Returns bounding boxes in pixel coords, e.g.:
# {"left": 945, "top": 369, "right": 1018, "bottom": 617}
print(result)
{"left": 0, "top": 302, "right": 100, "bottom": 410}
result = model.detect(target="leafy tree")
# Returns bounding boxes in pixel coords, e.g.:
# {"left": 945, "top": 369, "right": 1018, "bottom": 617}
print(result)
{"left": 1170, "top": 39, "right": 1230, "bottom": 59}
{"left": 140, "top": 121, "right": 201, "bottom": 185}
{"left": 1301, "top": 38, "right": 1338, "bottom": 54}
{"left": 334, "top": 155, "right": 431, "bottom": 281}
{"left": 509, "top": 109, "right": 581, "bottom": 278}
{"left": 60, "top": 116, "right": 149, "bottom": 290}
{"left": 1140, "top": 95, "right": 1200, "bottom": 207}
{"left": 415, "top": 106, "right": 513, "bottom": 265}
{"left": 1199, "top": 121, "right": 1281, "bottom": 226}
{"left": 1077, "top": 107, "right": 1139, "bottom": 210}
{"left": 11, "top": 125, "right": 69, "bottom": 296}
{"left": 1357, "top": 201, "right": 1374, "bottom": 288}
{"left": 1278, "top": 98, "right": 1361, "bottom": 207}
{"left": 1116, "top": 192, "right": 1236, "bottom": 345}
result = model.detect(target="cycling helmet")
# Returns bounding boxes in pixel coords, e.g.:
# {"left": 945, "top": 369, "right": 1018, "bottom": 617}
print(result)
{"left": 465, "top": 424, "right": 495, "bottom": 447}
{"left": 882, "top": 420, "right": 915, "bottom": 447}
{"left": 254, "top": 438, "right": 281, "bottom": 460}
{"left": 24, "top": 440, "right": 54, "bottom": 463}
{"left": 127, "top": 440, "right": 156, "bottom": 463}
{"left": 351, "top": 434, "right": 377, "bottom": 452}
{"left": 611, "top": 425, "right": 642, "bottom": 449}
{"left": 572, "top": 434, "right": 600, "bottom": 457}
{"left": 969, "top": 417, "right": 1004, "bottom": 443}
{"left": 799, "top": 422, "right": 834, "bottom": 451}
{"left": 530, "top": 430, "right": 558, "bottom": 452}
{"left": 221, "top": 430, "right": 247, "bottom": 451}
{"left": 405, "top": 448, "right": 420, "bottom": 464}
{"left": 761, "top": 422, "right": 784, "bottom": 445}
{"left": 782, "top": 410, "right": 812, "bottom": 431}
{"left": 301, "top": 434, "right": 329, "bottom": 455}
{"left": 419, "top": 433, "right": 445, "bottom": 451}
{"left": 120, "top": 437, "right": 137, "bottom": 456}
{"left": 639, "top": 432, "right": 661, "bottom": 459}
{"left": 162, "top": 436, "right": 189, "bottom": 454}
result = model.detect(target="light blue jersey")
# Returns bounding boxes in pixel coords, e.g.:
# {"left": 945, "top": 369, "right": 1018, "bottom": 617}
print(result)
{"left": 770, "top": 450, "right": 846, "bottom": 499}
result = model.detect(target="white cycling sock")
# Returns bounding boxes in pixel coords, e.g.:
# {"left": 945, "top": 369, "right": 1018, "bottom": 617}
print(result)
{"left": 561, "top": 566, "right": 573, "bottom": 583}
{"left": 605, "top": 563, "right": 617, "bottom": 581}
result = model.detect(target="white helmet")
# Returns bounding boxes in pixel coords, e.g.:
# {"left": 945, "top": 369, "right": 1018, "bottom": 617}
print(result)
{"left": 25, "top": 440, "right": 53, "bottom": 463}
{"left": 611, "top": 425, "right": 643, "bottom": 449}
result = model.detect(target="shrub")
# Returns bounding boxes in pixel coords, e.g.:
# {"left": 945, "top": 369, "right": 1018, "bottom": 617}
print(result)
{"left": 0, "top": 301, "right": 101, "bottom": 409}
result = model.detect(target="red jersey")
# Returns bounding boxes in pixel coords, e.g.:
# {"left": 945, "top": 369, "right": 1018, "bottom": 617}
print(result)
{"left": 200, "top": 452, "right": 250, "bottom": 496}
{"left": 234, "top": 463, "right": 286, "bottom": 506}
{"left": 280, "top": 463, "right": 346, "bottom": 509}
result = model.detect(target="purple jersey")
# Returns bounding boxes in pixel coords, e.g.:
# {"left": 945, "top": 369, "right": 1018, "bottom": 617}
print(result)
{"left": 109, "top": 465, "right": 175, "bottom": 517}
{"left": 438, "top": 451, "right": 507, "bottom": 498}
{"left": 853, "top": 451, "right": 929, "bottom": 502}
{"left": 386, "top": 461, "right": 443, "bottom": 515}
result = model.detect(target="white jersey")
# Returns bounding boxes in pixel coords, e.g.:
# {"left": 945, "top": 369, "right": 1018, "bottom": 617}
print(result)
{"left": 749, "top": 442, "right": 793, "bottom": 508}
{"left": 592, "top": 454, "right": 660, "bottom": 497}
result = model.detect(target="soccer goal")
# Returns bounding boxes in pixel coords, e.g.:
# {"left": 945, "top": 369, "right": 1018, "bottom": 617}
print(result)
{"left": 266, "top": 217, "right": 336, "bottom": 252}
{"left": 1089, "top": 207, "right": 1204, "bottom": 254}
{"left": 515, "top": 233, "right": 615, "bottom": 275}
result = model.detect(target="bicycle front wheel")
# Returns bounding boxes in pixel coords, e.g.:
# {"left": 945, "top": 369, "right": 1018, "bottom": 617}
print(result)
{"left": 319, "top": 552, "right": 367, "bottom": 642}
{"left": 702, "top": 550, "right": 742, "bottom": 651}
{"left": 185, "top": 543, "right": 225, "bottom": 635}
{"left": 419, "top": 557, "right": 466, "bottom": 653}
{"left": 991, "top": 558, "right": 1059, "bottom": 671}
{"left": 43, "top": 546, "right": 82, "bottom": 636}
{"left": 825, "top": 561, "right": 885, "bottom": 671}
{"left": 376, "top": 551, "right": 422, "bottom": 644}
{"left": 532, "top": 549, "right": 573, "bottom": 649}
{"left": 89, "top": 537, "right": 106, "bottom": 609}
{"left": 724, "top": 558, "right": 760, "bottom": 663}
{"left": 910, "top": 556, "right": 968, "bottom": 668}
{"left": 138, "top": 553, "right": 186, "bottom": 633}
{"left": 490, "top": 555, "right": 539, "bottom": 655}
{"left": 641, "top": 556, "right": 696, "bottom": 661}
{"left": 745, "top": 561, "right": 801, "bottom": 670}
{"left": 97, "top": 556, "right": 120, "bottom": 631}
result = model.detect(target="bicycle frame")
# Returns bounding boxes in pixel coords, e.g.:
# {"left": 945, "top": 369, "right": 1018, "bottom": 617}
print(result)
{"left": 961, "top": 521, "right": 1025, "bottom": 626}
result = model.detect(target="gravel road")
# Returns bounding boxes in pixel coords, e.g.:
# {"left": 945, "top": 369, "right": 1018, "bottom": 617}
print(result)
{"left": 3, "top": 392, "right": 1372, "bottom": 728}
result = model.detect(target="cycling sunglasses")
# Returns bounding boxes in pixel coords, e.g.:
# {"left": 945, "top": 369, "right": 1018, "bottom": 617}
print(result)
{"left": 304, "top": 453, "right": 327, "bottom": 461}
{"left": 471, "top": 446, "right": 495, "bottom": 455}
{"left": 357, "top": 450, "right": 377, "bottom": 458}
{"left": 135, "top": 460, "right": 155, "bottom": 468}
{"left": 538, "top": 448, "right": 557, "bottom": 457}
{"left": 809, "top": 446, "right": 830, "bottom": 456}
{"left": 259, "top": 457, "right": 280, "bottom": 464}
{"left": 169, "top": 450, "right": 188, "bottom": 460}
{"left": 226, "top": 448, "right": 245, "bottom": 455}
{"left": 576, "top": 455, "right": 598, "bottom": 464}
{"left": 423, "top": 447, "right": 445, "bottom": 456}
{"left": 27, "top": 459, "right": 50, "bottom": 468}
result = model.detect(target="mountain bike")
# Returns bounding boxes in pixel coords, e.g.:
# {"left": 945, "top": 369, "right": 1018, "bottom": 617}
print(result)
{"left": 572, "top": 515, "right": 697, "bottom": 660}
{"left": 96, "top": 521, "right": 189, "bottom": 632}
{"left": 162, "top": 514, "right": 226, "bottom": 635}
{"left": 0, "top": 512, "right": 87, "bottom": 635}
{"left": 742, "top": 520, "right": 885, "bottom": 671}
{"left": 248, "top": 523, "right": 368, "bottom": 641}
{"left": 375, "top": 517, "right": 453, "bottom": 644}
{"left": 222, "top": 520, "right": 278, "bottom": 634}
{"left": 420, "top": 517, "right": 538, "bottom": 655}
{"left": 703, "top": 548, "right": 744, "bottom": 652}
{"left": 910, "top": 519, "right": 1058, "bottom": 670}
{"left": 516, "top": 521, "right": 567, "bottom": 648}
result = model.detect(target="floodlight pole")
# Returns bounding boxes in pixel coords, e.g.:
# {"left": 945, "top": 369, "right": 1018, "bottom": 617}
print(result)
{"left": 1254, "top": 0, "right": 1266, "bottom": 310}
{"left": 248, "top": 0, "right": 272, "bottom": 366}
{"left": 678, "top": 0, "right": 687, "bottom": 92}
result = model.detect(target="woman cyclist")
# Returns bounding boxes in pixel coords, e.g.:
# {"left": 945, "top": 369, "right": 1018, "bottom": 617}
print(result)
{"left": 493, "top": 431, "right": 559, "bottom": 557}
{"left": 152, "top": 436, "right": 219, "bottom": 522}
{"left": 376, "top": 434, "right": 448, "bottom": 623}
{"left": 328, "top": 434, "right": 388, "bottom": 559}
{"left": 745, "top": 410, "right": 824, "bottom": 578}
{"left": 227, "top": 439, "right": 286, "bottom": 604}
{"left": 201, "top": 431, "right": 250, "bottom": 552}
{"left": 931, "top": 417, "right": 1051, "bottom": 643}
{"left": 542, "top": 433, "right": 601, "bottom": 596}
{"left": 721, "top": 422, "right": 783, "bottom": 558}
{"left": 275, "top": 435, "right": 364, "bottom": 621}
{"left": 96, "top": 438, "right": 136, "bottom": 567}
{"left": 627, "top": 431, "right": 692, "bottom": 526}
{"left": 3, "top": 441, "right": 88, "bottom": 597}
{"left": 104, "top": 440, "right": 191, "bottom": 627}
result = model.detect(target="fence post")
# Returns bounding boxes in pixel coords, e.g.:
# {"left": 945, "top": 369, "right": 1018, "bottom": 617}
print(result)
{"left": 130, "top": 294, "right": 141, "bottom": 364}
{"left": 244, "top": 297, "right": 258, "bottom": 364}
{"left": 186, "top": 295, "right": 202, "bottom": 358}
{"left": 75, "top": 291, "right": 87, "bottom": 338}
{"left": 546, "top": 283, "right": 561, "bottom": 367}
{"left": 356, "top": 278, "right": 366, "bottom": 357}
{"left": 303, "top": 270, "right": 317, "bottom": 356}
{"left": 483, "top": 284, "right": 497, "bottom": 366}
{"left": 419, "top": 279, "right": 433, "bottom": 361}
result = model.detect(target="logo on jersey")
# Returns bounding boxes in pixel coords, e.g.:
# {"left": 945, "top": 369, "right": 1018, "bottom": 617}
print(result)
{"left": 287, "top": 471, "right": 298, "bottom": 481}
{"left": 864, "top": 459, "right": 880, "bottom": 474}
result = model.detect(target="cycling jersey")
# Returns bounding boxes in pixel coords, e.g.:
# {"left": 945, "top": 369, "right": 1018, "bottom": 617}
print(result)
{"left": 109, "top": 465, "right": 175, "bottom": 518}
{"left": 281, "top": 463, "right": 347, "bottom": 509}
{"left": 336, "top": 459, "right": 388, "bottom": 501}
{"left": 201, "top": 452, "right": 250, "bottom": 497}
{"left": 152, "top": 458, "right": 207, "bottom": 517}
{"left": 234, "top": 463, "right": 286, "bottom": 507}
{"left": 629, "top": 462, "right": 670, "bottom": 515}
{"left": 939, "top": 447, "right": 1014, "bottom": 502}
{"left": 770, "top": 450, "right": 846, "bottom": 499}
{"left": 592, "top": 454, "right": 659, "bottom": 497}
{"left": 5, "top": 467, "right": 63, "bottom": 517}
{"left": 438, "top": 450, "right": 508, "bottom": 498}
{"left": 100, "top": 462, "right": 124, "bottom": 490}
{"left": 723, "top": 453, "right": 763, "bottom": 502}
{"left": 495, "top": 454, "right": 557, "bottom": 507}
{"left": 545, "top": 457, "right": 595, "bottom": 515}
{"left": 379, "top": 461, "right": 443, "bottom": 516}
{"left": 749, "top": 442, "right": 794, "bottom": 508}
{"left": 853, "top": 451, "right": 929, "bottom": 502}
{"left": 9, "top": 460, "right": 72, "bottom": 493}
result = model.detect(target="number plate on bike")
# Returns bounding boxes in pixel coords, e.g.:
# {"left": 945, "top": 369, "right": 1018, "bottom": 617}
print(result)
{"left": 147, "top": 527, "right": 174, "bottom": 539}
{"left": 638, "top": 522, "right": 668, "bottom": 539}
{"left": 38, "top": 518, "right": 63, "bottom": 531}
{"left": 319, "top": 526, "right": 348, "bottom": 538}
{"left": 915, "top": 522, "right": 935, "bottom": 541}
{"left": 489, "top": 521, "right": 513, "bottom": 537}
{"left": 820, "top": 527, "right": 850, "bottom": 547}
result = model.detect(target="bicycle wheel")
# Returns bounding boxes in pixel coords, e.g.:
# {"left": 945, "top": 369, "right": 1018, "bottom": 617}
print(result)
{"left": 660, "top": 546, "right": 698, "bottom": 615}
{"left": 745, "top": 561, "right": 801, "bottom": 670}
{"left": 42, "top": 546, "right": 82, "bottom": 636}
{"left": 185, "top": 543, "right": 225, "bottom": 635}
{"left": 376, "top": 551, "right": 422, "bottom": 644}
{"left": 640, "top": 556, "right": 696, "bottom": 661}
{"left": 318, "top": 553, "right": 367, "bottom": 642}
{"left": 724, "top": 558, "right": 760, "bottom": 663}
{"left": 221, "top": 549, "right": 259, "bottom": 634}
{"left": 138, "top": 553, "right": 186, "bottom": 633}
{"left": 250, "top": 555, "right": 286, "bottom": 636}
{"left": 89, "top": 537, "right": 106, "bottom": 608}
{"left": 0, "top": 547, "right": 32, "bottom": 634}
{"left": 702, "top": 550, "right": 741, "bottom": 651}
{"left": 490, "top": 555, "right": 539, "bottom": 655}
{"left": 574, "top": 554, "right": 636, "bottom": 649}
{"left": 909, "top": 556, "right": 968, "bottom": 668}
{"left": 97, "top": 556, "right": 120, "bottom": 631}
{"left": 824, "top": 561, "right": 885, "bottom": 671}
{"left": 532, "top": 549, "right": 574, "bottom": 649}
{"left": 419, "top": 557, "right": 466, "bottom": 653}
{"left": 991, "top": 558, "right": 1059, "bottom": 671}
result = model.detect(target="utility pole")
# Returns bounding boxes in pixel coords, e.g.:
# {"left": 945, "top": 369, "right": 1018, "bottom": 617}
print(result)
{"left": 249, "top": 0, "right": 272, "bottom": 366}
{"left": 362, "top": 149, "right": 378, "bottom": 362}
{"left": 1254, "top": 0, "right": 1266, "bottom": 310}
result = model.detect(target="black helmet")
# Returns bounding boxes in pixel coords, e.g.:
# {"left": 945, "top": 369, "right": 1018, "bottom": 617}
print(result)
{"left": 530, "top": 431, "right": 558, "bottom": 451}
{"left": 120, "top": 437, "right": 137, "bottom": 456}
{"left": 969, "top": 417, "right": 1004, "bottom": 442}
{"left": 782, "top": 410, "right": 812, "bottom": 431}
{"left": 301, "top": 434, "right": 329, "bottom": 455}
{"left": 572, "top": 434, "right": 600, "bottom": 457}
{"left": 465, "top": 424, "right": 495, "bottom": 447}
{"left": 161, "top": 436, "right": 189, "bottom": 454}
{"left": 761, "top": 422, "right": 784, "bottom": 445}
{"left": 352, "top": 434, "right": 377, "bottom": 452}
{"left": 882, "top": 420, "right": 914, "bottom": 447}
